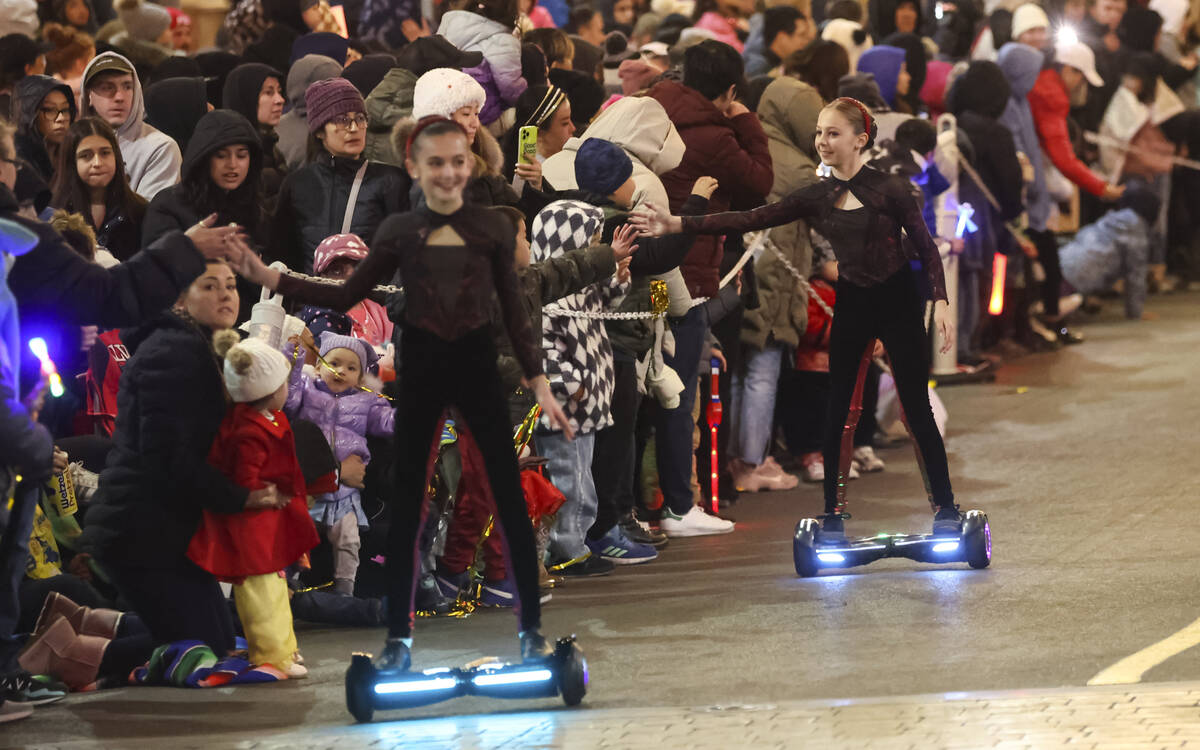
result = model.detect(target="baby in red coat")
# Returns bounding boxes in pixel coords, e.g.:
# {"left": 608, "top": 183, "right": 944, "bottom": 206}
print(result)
{"left": 187, "top": 334, "right": 321, "bottom": 679}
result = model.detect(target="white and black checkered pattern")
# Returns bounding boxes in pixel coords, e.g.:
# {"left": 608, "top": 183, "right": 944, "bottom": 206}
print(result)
{"left": 531, "top": 200, "right": 628, "bottom": 435}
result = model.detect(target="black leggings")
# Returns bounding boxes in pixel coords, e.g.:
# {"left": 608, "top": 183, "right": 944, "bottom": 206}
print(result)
{"left": 823, "top": 269, "right": 954, "bottom": 514}
{"left": 386, "top": 325, "right": 541, "bottom": 639}
{"left": 1027, "top": 228, "right": 1062, "bottom": 317}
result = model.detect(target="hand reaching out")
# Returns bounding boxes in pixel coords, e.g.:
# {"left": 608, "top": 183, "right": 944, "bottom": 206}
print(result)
{"left": 629, "top": 202, "right": 682, "bottom": 237}
{"left": 691, "top": 176, "right": 718, "bottom": 199}
{"left": 523, "top": 375, "right": 575, "bottom": 441}
{"left": 611, "top": 223, "right": 640, "bottom": 260}
{"left": 186, "top": 214, "right": 251, "bottom": 263}
{"left": 617, "top": 256, "right": 632, "bottom": 283}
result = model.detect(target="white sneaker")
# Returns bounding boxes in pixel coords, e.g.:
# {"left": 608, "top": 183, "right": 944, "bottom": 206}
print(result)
{"left": 659, "top": 505, "right": 734, "bottom": 537}
{"left": 851, "top": 445, "right": 885, "bottom": 473}
{"left": 0, "top": 701, "right": 32, "bottom": 723}
{"left": 800, "top": 453, "right": 824, "bottom": 483}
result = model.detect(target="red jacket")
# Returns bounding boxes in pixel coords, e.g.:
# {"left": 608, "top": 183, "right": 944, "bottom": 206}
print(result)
{"left": 1027, "top": 69, "right": 1108, "bottom": 198}
{"left": 794, "top": 278, "right": 836, "bottom": 373}
{"left": 187, "top": 404, "right": 321, "bottom": 582}
{"left": 648, "top": 80, "right": 773, "bottom": 298}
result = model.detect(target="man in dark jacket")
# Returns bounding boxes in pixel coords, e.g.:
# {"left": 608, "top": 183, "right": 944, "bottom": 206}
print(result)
{"left": 646, "top": 40, "right": 772, "bottom": 537}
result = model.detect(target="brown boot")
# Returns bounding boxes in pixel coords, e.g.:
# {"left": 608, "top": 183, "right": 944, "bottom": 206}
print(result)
{"left": 33, "top": 592, "right": 123, "bottom": 640}
{"left": 19, "top": 616, "right": 75, "bottom": 677}
{"left": 52, "top": 632, "right": 110, "bottom": 691}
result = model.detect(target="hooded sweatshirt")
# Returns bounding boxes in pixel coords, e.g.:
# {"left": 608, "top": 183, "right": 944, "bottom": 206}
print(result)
{"left": 996, "top": 42, "right": 1049, "bottom": 232}
{"left": 1058, "top": 207, "right": 1149, "bottom": 318}
{"left": 948, "top": 60, "right": 1024, "bottom": 223}
{"left": 80, "top": 51, "right": 182, "bottom": 200}
{"left": 742, "top": 76, "right": 822, "bottom": 351}
{"left": 856, "top": 44, "right": 907, "bottom": 110}
{"left": 12, "top": 75, "right": 77, "bottom": 183}
{"left": 143, "top": 76, "right": 208, "bottom": 155}
{"left": 530, "top": 199, "right": 628, "bottom": 434}
{"left": 221, "top": 62, "right": 287, "bottom": 195}
{"left": 437, "top": 10, "right": 528, "bottom": 125}
{"left": 542, "top": 95, "right": 685, "bottom": 209}
{"left": 276, "top": 54, "right": 342, "bottom": 170}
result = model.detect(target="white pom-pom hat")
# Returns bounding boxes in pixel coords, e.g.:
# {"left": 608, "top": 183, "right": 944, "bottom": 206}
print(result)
{"left": 412, "top": 67, "right": 487, "bottom": 120}
{"left": 224, "top": 337, "right": 291, "bottom": 404}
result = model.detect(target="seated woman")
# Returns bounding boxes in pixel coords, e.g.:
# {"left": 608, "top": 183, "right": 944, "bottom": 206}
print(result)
{"left": 269, "top": 78, "right": 409, "bottom": 273}
{"left": 77, "top": 259, "right": 287, "bottom": 674}
{"left": 143, "top": 109, "right": 267, "bottom": 321}
{"left": 49, "top": 117, "right": 146, "bottom": 263}
{"left": 12, "top": 75, "right": 76, "bottom": 184}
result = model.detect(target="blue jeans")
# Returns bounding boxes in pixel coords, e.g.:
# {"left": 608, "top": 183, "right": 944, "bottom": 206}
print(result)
{"left": 0, "top": 481, "right": 42, "bottom": 672}
{"left": 655, "top": 306, "right": 708, "bottom": 515}
{"left": 536, "top": 431, "right": 598, "bottom": 561}
{"left": 730, "top": 344, "right": 783, "bottom": 465}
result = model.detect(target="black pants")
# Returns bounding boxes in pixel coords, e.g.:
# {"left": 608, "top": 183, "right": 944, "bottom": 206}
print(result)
{"left": 101, "top": 556, "right": 236, "bottom": 656}
{"left": 779, "top": 365, "right": 879, "bottom": 455}
{"left": 1027, "top": 228, "right": 1062, "bottom": 317}
{"left": 589, "top": 354, "right": 641, "bottom": 540}
{"left": 387, "top": 326, "right": 540, "bottom": 638}
{"left": 824, "top": 269, "right": 954, "bottom": 514}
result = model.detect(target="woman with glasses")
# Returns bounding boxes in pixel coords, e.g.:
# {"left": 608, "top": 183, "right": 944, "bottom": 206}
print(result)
{"left": 268, "top": 78, "right": 409, "bottom": 273}
{"left": 49, "top": 117, "right": 146, "bottom": 262}
{"left": 12, "top": 75, "right": 77, "bottom": 184}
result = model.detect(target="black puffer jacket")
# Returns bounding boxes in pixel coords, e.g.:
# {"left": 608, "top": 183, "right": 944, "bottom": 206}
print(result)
{"left": 268, "top": 152, "right": 410, "bottom": 272}
{"left": 3, "top": 184, "right": 204, "bottom": 329}
{"left": 79, "top": 311, "right": 247, "bottom": 567}
{"left": 12, "top": 75, "right": 77, "bottom": 183}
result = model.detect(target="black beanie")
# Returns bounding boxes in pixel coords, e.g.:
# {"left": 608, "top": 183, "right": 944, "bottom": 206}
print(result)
{"left": 1118, "top": 8, "right": 1163, "bottom": 53}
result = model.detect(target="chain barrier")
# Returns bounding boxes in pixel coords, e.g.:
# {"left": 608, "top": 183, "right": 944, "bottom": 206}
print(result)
{"left": 278, "top": 268, "right": 403, "bottom": 295}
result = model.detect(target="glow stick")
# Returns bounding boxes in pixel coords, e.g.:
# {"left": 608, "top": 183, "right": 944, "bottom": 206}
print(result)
{"left": 988, "top": 254, "right": 1007, "bottom": 315}
{"left": 708, "top": 357, "right": 722, "bottom": 515}
{"left": 28, "top": 338, "right": 64, "bottom": 397}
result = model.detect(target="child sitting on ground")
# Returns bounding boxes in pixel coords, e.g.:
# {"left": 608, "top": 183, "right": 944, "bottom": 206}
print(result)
{"left": 1058, "top": 185, "right": 1159, "bottom": 320}
{"left": 284, "top": 331, "right": 395, "bottom": 596}
{"left": 187, "top": 335, "right": 321, "bottom": 679}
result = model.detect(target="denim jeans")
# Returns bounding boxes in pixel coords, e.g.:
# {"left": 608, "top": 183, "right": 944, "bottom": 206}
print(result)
{"left": 535, "top": 431, "right": 598, "bottom": 561}
{"left": 0, "top": 481, "right": 38, "bottom": 673}
{"left": 655, "top": 306, "right": 708, "bottom": 515}
{"left": 729, "top": 345, "right": 783, "bottom": 465}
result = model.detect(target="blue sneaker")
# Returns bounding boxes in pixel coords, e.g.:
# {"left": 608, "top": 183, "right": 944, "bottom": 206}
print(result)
{"left": 587, "top": 525, "right": 658, "bottom": 565}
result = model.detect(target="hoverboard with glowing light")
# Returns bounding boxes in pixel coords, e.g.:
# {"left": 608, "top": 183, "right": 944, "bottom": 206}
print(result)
{"left": 344, "top": 636, "right": 587, "bottom": 722}
{"left": 792, "top": 511, "right": 991, "bottom": 577}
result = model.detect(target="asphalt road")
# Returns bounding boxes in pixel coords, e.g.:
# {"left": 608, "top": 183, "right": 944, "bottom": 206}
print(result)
{"left": 11, "top": 291, "right": 1200, "bottom": 749}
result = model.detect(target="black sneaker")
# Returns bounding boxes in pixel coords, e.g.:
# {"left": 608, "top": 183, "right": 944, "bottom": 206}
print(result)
{"left": 519, "top": 629, "right": 554, "bottom": 663}
{"left": 1, "top": 672, "right": 67, "bottom": 706}
{"left": 414, "top": 573, "right": 453, "bottom": 615}
{"left": 818, "top": 514, "right": 847, "bottom": 544}
{"left": 1057, "top": 326, "right": 1085, "bottom": 345}
{"left": 550, "top": 553, "right": 614, "bottom": 577}
{"left": 375, "top": 639, "right": 411, "bottom": 671}
{"left": 619, "top": 512, "right": 668, "bottom": 549}
{"left": 933, "top": 506, "right": 963, "bottom": 535}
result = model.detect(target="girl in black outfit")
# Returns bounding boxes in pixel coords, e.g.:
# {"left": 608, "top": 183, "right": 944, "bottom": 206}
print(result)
{"left": 49, "top": 117, "right": 145, "bottom": 262}
{"left": 241, "top": 117, "right": 573, "bottom": 670}
{"left": 634, "top": 97, "right": 961, "bottom": 540}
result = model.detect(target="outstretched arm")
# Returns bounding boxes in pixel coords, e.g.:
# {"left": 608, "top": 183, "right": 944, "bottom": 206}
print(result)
{"left": 632, "top": 180, "right": 832, "bottom": 238}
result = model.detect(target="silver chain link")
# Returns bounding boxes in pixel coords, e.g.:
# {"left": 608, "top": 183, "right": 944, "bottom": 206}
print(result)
{"left": 279, "top": 268, "right": 403, "bottom": 295}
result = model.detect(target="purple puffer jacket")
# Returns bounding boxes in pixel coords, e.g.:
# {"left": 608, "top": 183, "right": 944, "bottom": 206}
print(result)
{"left": 283, "top": 347, "right": 395, "bottom": 464}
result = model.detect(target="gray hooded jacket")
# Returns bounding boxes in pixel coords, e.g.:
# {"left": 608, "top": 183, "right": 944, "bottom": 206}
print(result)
{"left": 277, "top": 54, "right": 343, "bottom": 170}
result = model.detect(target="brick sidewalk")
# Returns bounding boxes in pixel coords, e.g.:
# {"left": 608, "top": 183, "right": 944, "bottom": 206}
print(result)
{"left": 26, "top": 680, "right": 1200, "bottom": 750}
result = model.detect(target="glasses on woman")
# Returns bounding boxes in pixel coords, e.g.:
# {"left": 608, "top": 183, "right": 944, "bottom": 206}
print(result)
{"left": 329, "top": 113, "right": 368, "bottom": 131}
{"left": 39, "top": 107, "right": 72, "bottom": 121}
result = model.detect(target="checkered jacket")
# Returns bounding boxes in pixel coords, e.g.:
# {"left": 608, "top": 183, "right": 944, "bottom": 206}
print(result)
{"left": 531, "top": 200, "right": 629, "bottom": 434}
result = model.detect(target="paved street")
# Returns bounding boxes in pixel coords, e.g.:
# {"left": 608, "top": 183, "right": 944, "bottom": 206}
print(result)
{"left": 9, "top": 292, "right": 1200, "bottom": 749}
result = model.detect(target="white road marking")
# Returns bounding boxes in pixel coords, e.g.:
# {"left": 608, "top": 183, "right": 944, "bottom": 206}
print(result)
{"left": 1088, "top": 616, "right": 1200, "bottom": 685}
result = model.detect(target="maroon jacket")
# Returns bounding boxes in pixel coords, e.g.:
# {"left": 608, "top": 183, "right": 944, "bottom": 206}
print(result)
{"left": 648, "top": 80, "right": 773, "bottom": 298}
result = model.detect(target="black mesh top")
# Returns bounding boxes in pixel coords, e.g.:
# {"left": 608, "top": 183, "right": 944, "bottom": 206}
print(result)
{"left": 275, "top": 202, "right": 543, "bottom": 380}
{"left": 680, "top": 166, "right": 947, "bottom": 302}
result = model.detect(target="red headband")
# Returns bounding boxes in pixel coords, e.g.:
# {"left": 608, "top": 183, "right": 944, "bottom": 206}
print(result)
{"left": 835, "top": 97, "right": 874, "bottom": 141}
{"left": 404, "top": 115, "right": 469, "bottom": 160}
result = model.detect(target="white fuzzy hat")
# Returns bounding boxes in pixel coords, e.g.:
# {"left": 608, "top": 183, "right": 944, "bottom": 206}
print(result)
{"left": 1011, "top": 3, "right": 1050, "bottom": 40}
{"left": 222, "top": 337, "right": 291, "bottom": 404}
{"left": 412, "top": 67, "right": 487, "bottom": 121}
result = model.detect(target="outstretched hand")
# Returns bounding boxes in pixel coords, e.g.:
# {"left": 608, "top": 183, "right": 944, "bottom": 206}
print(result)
{"left": 523, "top": 375, "right": 575, "bottom": 441}
{"left": 629, "top": 202, "right": 681, "bottom": 237}
{"left": 611, "top": 223, "right": 640, "bottom": 261}
{"left": 186, "top": 214, "right": 250, "bottom": 263}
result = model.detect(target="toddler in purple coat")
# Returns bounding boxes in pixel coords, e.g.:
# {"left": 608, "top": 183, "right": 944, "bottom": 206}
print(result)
{"left": 285, "top": 332, "right": 395, "bottom": 595}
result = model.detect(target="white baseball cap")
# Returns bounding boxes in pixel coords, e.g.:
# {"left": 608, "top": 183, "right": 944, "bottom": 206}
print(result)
{"left": 1012, "top": 3, "right": 1050, "bottom": 39}
{"left": 1056, "top": 41, "right": 1104, "bottom": 87}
